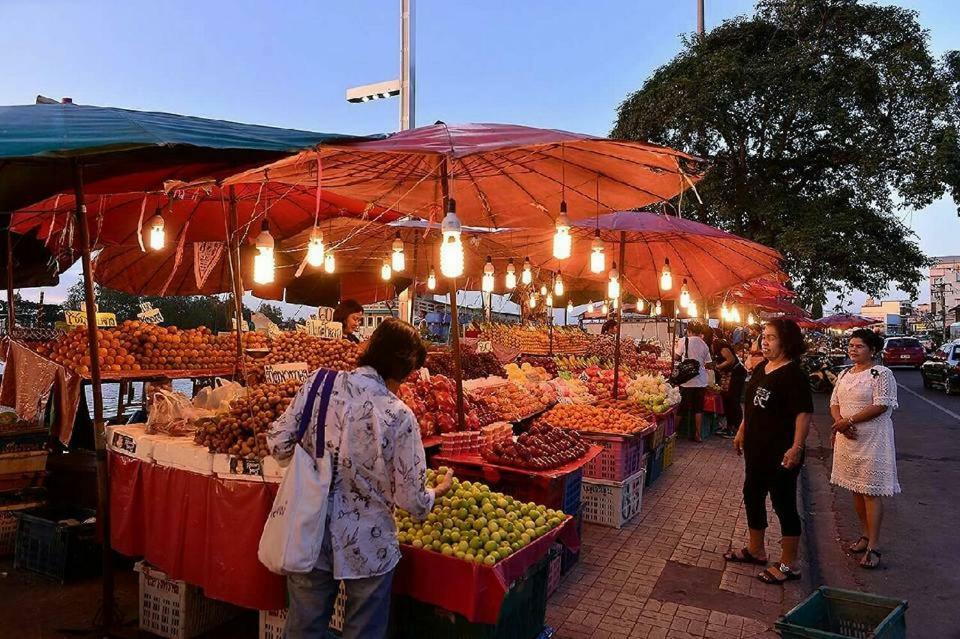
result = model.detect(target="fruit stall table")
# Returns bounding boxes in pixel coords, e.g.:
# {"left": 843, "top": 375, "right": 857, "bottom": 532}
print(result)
{"left": 106, "top": 428, "right": 580, "bottom": 624}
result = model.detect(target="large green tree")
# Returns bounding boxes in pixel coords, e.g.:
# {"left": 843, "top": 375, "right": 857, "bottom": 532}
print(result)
{"left": 613, "top": 0, "right": 959, "bottom": 313}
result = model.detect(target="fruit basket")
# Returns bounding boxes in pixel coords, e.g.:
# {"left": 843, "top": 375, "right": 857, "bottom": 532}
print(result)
{"left": 775, "top": 587, "right": 907, "bottom": 639}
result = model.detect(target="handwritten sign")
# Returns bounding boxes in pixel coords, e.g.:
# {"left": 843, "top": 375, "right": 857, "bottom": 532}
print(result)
{"left": 263, "top": 362, "right": 310, "bottom": 385}
{"left": 231, "top": 318, "right": 250, "bottom": 332}
{"left": 137, "top": 307, "right": 164, "bottom": 324}
{"left": 315, "top": 306, "right": 334, "bottom": 323}
{"left": 64, "top": 310, "right": 117, "bottom": 327}
{"left": 476, "top": 340, "right": 493, "bottom": 354}
{"left": 305, "top": 319, "right": 343, "bottom": 340}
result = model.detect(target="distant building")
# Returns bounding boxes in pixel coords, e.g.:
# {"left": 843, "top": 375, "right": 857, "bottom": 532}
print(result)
{"left": 929, "top": 257, "right": 960, "bottom": 328}
{"left": 859, "top": 298, "right": 911, "bottom": 334}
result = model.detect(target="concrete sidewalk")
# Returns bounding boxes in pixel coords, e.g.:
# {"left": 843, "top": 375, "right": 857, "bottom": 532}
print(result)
{"left": 547, "top": 437, "right": 808, "bottom": 638}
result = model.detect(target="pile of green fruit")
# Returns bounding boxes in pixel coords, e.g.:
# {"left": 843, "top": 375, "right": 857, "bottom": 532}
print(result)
{"left": 395, "top": 467, "right": 566, "bottom": 566}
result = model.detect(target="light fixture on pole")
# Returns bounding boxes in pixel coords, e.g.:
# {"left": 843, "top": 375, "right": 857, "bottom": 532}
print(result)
{"left": 521, "top": 257, "right": 533, "bottom": 285}
{"left": 637, "top": 298, "right": 645, "bottom": 312}
{"left": 306, "top": 228, "right": 325, "bottom": 267}
{"left": 481, "top": 256, "right": 495, "bottom": 293}
{"left": 440, "top": 199, "right": 464, "bottom": 278}
{"left": 539, "top": 284, "right": 548, "bottom": 297}
{"left": 553, "top": 203, "right": 571, "bottom": 260}
{"left": 613, "top": 297, "right": 620, "bottom": 310}
{"left": 607, "top": 262, "right": 620, "bottom": 300}
{"left": 323, "top": 251, "right": 336, "bottom": 274}
{"left": 148, "top": 206, "right": 165, "bottom": 251}
{"left": 505, "top": 259, "right": 517, "bottom": 290}
{"left": 688, "top": 300, "right": 699, "bottom": 318}
{"left": 679, "top": 279, "right": 690, "bottom": 308}
{"left": 587, "top": 300, "right": 594, "bottom": 312}
{"left": 654, "top": 300, "right": 662, "bottom": 316}
{"left": 528, "top": 292, "right": 537, "bottom": 309}
{"left": 660, "top": 258, "right": 673, "bottom": 291}
{"left": 427, "top": 266, "right": 437, "bottom": 290}
{"left": 567, "top": 300, "right": 574, "bottom": 314}
{"left": 380, "top": 258, "right": 392, "bottom": 281}
{"left": 590, "top": 230, "right": 605, "bottom": 273}
{"left": 253, "top": 220, "right": 275, "bottom": 285}
{"left": 391, "top": 231, "right": 406, "bottom": 272}
{"left": 601, "top": 301, "right": 609, "bottom": 315}
{"left": 546, "top": 292, "right": 554, "bottom": 307}
{"left": 554, "top": 272, "right": 564, "bottom": 297}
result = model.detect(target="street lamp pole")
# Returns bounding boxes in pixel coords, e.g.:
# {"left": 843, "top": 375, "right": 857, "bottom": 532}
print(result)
{"left": 400, "top": 0, "right": 415, "bottom": 131}
{"left": 697, "top": 0, "right": 705, "bottom": 36}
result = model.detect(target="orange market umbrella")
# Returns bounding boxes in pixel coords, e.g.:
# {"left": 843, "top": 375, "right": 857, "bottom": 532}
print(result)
{"left": 817, "top": 313, "right": 878, "bottom": 330}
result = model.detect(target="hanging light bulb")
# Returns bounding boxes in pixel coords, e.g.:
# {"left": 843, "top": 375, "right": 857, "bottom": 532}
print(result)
{"left": 748, "top": 313, "right": 756, "bottom": 325}
{"left": 505, "top": 259, "right": 517, "bottom": 290}
{"left": 607, "top": 262, "right": 620, "bottom": 300}
{"left": 590, "top": 230, "right": 605, "bottom": 274}
{"left": 721, "top": 303, "right": 730, "bottom": 322}
{"left": 540, "top": 284, "right": 548, "bottom": 296}
{"left": 688, "top": 300, "right": 699, "bottom": 318}
{"left": 554, "top": 272, "right": 564, "bottom": 297}
{"left": 521, "top": 257, "right": 533, "bottom": 285}
{"left": 528, "top": 293, "right": 537, "bottom": 309}
{"left": 546, "top": 292, "right": 554, "bottom": 307}
{"left": 481, "top": 256, "right": 495, "bottom": 293}
{"left": 253, "top": 220, "right": 275, "bottom": 284}
{"left": 324, "top": 251, "right": 336, "bottom": 274}
{"left": 306, "top": 228, "right": 325, "bottom": 267}
{"left": 380, "top": 258, "right": 392, "bottom": 281}
{"left": 427, "top": 266, "right": 437, "bottom": 291}
{"left": 601, "top": 301, "right": 609, "bottom": 315}
{"left": 732, "top": 306, "right": 742, "bottom": 323}
{"left": 552, "top": 203, "right": 572, "bottom": 260}
{"left": 148, "top": 207, "right": 166, "bottom": 251}
{"left": 391, "top": 231, "right": 406, "bottom": 272}
{"left": 567, "top": 300, "right": 574, "bottom": 314}
{"left": 654, "top": 300, "right": 662, "bottom": 316}
{"left": 637, "top": 298, "right": 645, "bottom": 312}
{"left": 587, "top": 300, "right": 595, "bottom": 312}
{"left": 440, "top": 200, "right": 464, "bottom": 278}
{"left": 679, "top": 279, "right": 690, "bottom": 308}
{"left": 613, "top": 297, "right": 620, "bottom": 310}
{"left": 660, "top": 258, "right": 673, "bottom": 291}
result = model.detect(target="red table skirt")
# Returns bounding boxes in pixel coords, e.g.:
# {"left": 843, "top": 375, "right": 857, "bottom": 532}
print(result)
{"left": 109, "top": 452, "right": 579, "bottom": 621}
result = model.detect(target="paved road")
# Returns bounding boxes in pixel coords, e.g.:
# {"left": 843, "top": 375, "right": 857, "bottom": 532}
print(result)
{"left": 805, "top": 368, "right": 960, "bottom": 638}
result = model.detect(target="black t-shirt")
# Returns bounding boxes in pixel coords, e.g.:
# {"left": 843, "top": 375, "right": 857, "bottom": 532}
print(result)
{"left": 743, "top": 360, "right": 813, "bottom": 466}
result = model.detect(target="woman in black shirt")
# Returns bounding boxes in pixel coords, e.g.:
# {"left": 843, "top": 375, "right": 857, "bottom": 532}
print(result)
{"left": 724, "top": 319, "right": 813, "bottom": 585}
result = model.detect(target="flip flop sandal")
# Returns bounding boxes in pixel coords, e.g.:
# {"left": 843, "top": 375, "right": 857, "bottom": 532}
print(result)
{"left": 757, "top": 564, "right": 802, "bottom": 585}
{"left": 848, "top": 536, "right": 869, "bottom": 554}
{"left": 859, "top": 549, "right": 882, "bottom": 569}
{"left": 723, "top": 547, "right": 767, "bottom": 565}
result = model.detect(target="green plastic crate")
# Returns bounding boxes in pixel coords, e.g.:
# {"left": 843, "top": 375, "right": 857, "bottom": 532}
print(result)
{"left": 776, "top": 587, "right": 907, "bottom": 639}
{"left": 392, "top": 552, "right": 551, "bottom": 639}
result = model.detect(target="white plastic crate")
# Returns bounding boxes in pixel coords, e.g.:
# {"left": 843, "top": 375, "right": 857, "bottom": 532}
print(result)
{"left": 580, "top": 468, "right": 645, "bottom": 529}
{"left": 0, "top": 511, "right": 17, "bottom": 556}
{"left": 135, "top": 561, "right": 239, "bottom": 638}
{"left": 258, "top": 581, "right": 346, "bottom": 639}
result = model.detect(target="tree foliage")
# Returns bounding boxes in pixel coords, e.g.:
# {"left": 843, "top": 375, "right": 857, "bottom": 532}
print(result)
{"left": 613, "top": 0, "right": 959, "bottom": 310}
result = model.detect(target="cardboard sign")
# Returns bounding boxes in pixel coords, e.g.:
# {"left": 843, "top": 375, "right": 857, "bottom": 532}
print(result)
{"left": 137, "top": 307, "right": 164, "bottom": 324}
{"left": 111, "top": 431, "right": 138, "bottom": 454}
{"left": 476, "top": 340, "right": 493, "bottom": 354}
{"left": 263, "top": 362, "right": 310, "bottom": 385}
{"left": 64, "top": 310, "right": 117, "bottom": 327}
{"left": 229, "top": 456, "right": 264, "bottom": 476}
{"left": 231, "top": 318, "right": 250, "bottom": 332}
{"left": 305, "top": 319, "right": 343, "bottom": 340}
{"left": 315, "top": 306, "right": 334, "bottom": 323}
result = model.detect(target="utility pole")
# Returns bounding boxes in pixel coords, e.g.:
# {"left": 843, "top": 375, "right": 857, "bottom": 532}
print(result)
{"left": 697, "top": 0, "right": 705, "bottom": 36}
{"left": 400, "top": 0, "right": 415, "bottom": 131}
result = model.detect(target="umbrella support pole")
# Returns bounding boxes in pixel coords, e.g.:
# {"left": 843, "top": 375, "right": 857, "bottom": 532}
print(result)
{"left": 74, "top": 160, "right": 117, "bottom": 633}
{"left": 227, "top": 187, "right": 245, "bottom": 377}
{"left": 448, "top": 286, "right": 466, "bottom": 431}
{"left": 612, "top": 232, "right": 626, "bottom": 400}
{"left": 5, "top": 224, "right": 14, "bottom": 334}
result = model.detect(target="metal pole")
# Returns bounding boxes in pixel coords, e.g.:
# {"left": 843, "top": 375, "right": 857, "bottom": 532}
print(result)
{"left": 440, "top": 160, "right": 465, "bottom": 432}
{"left": 697, "top": 0, "right": 705, "bottom": 35}
{"left": 5, "top": 225, "right": 14, "bottom": 334}
{"left": 73, "top": 160, "right": 115, "bottom": 631}
{"left": 227, "top": 187, "right": 245, "bottom": 374}
{"left": 400, "top": 0, "right": 416, "bottom": 130}
{"left": 612, "top": 232, "right": 626, "bottom": 400}
{"left": 410, "top": 233, "right": 419, "bottom": 321}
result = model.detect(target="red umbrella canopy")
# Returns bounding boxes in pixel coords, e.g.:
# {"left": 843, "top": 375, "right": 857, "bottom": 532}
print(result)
{"left": 729, "top": 277, "right": 796, "bottom": 300}
{"left": 742, "top": 298, "right": 809, "bottom": 316}
{"left": 765, "top": 314, "right": 820, "bottom": 329}
{"left": 817, "top": 313, "right": 878, "bottom": 330}
{"left": 224, "top": 122, "right": 708, "bottom": 229}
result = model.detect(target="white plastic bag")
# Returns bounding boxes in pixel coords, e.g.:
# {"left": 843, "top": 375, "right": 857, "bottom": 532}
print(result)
{"left": 193, "top": 378, "right": 246, "bottom": 412}
{"left": 146, "top": 389, "right": 200, "bottom": 436}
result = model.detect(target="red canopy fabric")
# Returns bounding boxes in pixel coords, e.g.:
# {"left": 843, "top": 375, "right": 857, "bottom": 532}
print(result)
{"left": 730, "top": 277, "right": 796, "bottom": 300}
{"left": 743, "top": 298, "right": 809, "bottom": 316}
{"left": 817, "top": 313, "right": 878, "bottom": 330}
{"left": 224, "top": 122, "right": 709, "bottom": 229}
{"left": 768, "top": 314, "right": 820, "bottom": 329}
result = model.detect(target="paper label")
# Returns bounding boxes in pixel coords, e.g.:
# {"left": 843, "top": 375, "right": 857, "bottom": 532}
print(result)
{"left": 137, "top": 307, "right": 164, "bottom": 324}
{"left": 263, "top": 362, "right": 310, "bottom": 384}
{"left": 305, "top": 319, "right": 343, "bottom": 340}
{"left": 315, "top": 307, "right": 335, "bottom": 323}
{"left": 64, "top": 310, "right": 117, "bottom": 327}
{"left": 476, "top": 340, "right": 493, "bottom": 353}
{"left": 229, "top": 456, "right": 264, "bottom": 476}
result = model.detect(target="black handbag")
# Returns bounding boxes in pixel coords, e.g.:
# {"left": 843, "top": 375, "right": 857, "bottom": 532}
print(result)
{"left": 671, "top": 337, "right": 701, "bottom": 386}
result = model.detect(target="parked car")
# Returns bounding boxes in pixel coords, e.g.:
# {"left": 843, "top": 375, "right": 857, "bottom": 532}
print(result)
{"left": 920, "top": 341, "right": 960, "bottom": 394}
{"left": 882, "top": 336, "right": 926, "bottom": 368}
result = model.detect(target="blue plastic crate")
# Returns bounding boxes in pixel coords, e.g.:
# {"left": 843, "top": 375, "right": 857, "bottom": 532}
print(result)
{"left": 14, "top": 505, "right": 99, "bottom": 582}
{"left": 561, "top": 469, "right": 582, "bottom": 516}
{"left": 776, "top": 587, "right": 907, "bottom": 639}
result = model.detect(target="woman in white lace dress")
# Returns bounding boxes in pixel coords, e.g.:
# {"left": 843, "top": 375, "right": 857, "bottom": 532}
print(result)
{"left": 830, "top": 329, "right": 900, "bottom": 570}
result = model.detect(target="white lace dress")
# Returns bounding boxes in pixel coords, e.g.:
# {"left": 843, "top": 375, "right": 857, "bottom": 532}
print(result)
{"left": 829, "top": 366, "right": 901, "bottom": 496}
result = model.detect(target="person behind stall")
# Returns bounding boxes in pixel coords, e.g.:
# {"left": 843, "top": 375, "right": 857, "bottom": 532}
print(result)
{"left": 674, "top": 322, "right": 712, "bottom": 442}
{"left": 726, "top": 318, "right": 813, "bottom": 585}
{"left": 829, "top": 329, "right": 900, "bottom": 570}
{"left": 601, "top": 316, "right": 618, "bottom": 335}
{"left": 711, "top": 329, "right": 747, "bottom": 439}
{"left": 743, "top": 324, "right": 765, "bottom": 373}
{"left": 332, "top": 299, "right": 364, "bottom": 344}
{"left": 268, "top": 318, "right": 454, "bottom": 639}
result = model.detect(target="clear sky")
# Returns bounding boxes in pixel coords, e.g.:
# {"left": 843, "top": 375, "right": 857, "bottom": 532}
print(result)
{"left": 3, "top": 0, "right": 957, "bottom": 317}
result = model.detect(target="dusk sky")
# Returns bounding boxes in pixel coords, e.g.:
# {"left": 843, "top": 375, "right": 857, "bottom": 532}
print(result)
{"left": 3, "top": 0, "right": 957, "bottom": 318}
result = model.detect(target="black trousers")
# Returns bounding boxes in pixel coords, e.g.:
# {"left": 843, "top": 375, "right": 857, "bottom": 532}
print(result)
{"left": 743, "top": 456, "right": 802, "bottom": 537}
{"left": 720, "top": 369, "right": 746, "bottom": 430}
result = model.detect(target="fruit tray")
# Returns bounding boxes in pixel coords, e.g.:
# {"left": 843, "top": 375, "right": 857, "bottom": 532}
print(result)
{"left": 580, "top": 432, "right": 646, "bottom": 482}
{"left": 581, "top": 469, "right": 646, "bottom": 529}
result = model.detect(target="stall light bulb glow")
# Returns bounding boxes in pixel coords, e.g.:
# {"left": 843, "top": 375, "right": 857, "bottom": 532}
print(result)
{"left": 590, "top": 231, "right": 605, "bottom": 274}
{"left": 323, "top": 251, "right": 336, "bottom": 274}
{"left": 679, "top": 279, "right": 690, "bottom": 308}
{"left": 554, "top": 273, "right": 564, "bottom": 297}
{"left": 546, "top": 292, "right": 554, "bottom": 307}
{"left": 688, "top": 301, "right": 699, "bottom": 318}
{"left": 601, "top": 302, "right": 609, "bottom": 315}
{"left": 148, "top": 209, "right": 165, "bottom": 251}
{"left": 721, "top": 304, "right": 730, "bottom": 322}
{"left": 253, "top": 222, "right": 275, "bottom": 284}
{"left": 748, "top": 313, "right": 755, "bottom": 325}
{"left": 521, "top": 257, "right": 533, "bottom": 285}
{"left": 482, "top": 257, "right": 495, "bottom": 293}
{"left": 587, "top": 300, "right": 595, "bottom": 312}
{"left": 732, "top": 307, "right": 741, "bottom": 323}
{"left": 391, "top": 232, "right": 406, "bottom": 272}
{"left": 637, "top": 298, "right": 645, "bottom": 312}
{"left": 427, "top": 267, "right": 437, "bottom": 291}
{"left": 380, "top": 259, "right": 392, "bottom": 281}
{"left": 505, "top": 260, "right": 517, "bottom": 290}
{"left": 607, "top": 262, "right": 620, "bottom": 300}
{"left": 654, "top": 300, "right": 662, "bottom": 316}
{"left": 660, "top": 258, "right": 673, "bottom": 291}
{"left": 552, "top": 204, "right": 572, "bottom": 260}
{"left": 540, "top": 284, "right": 548, "bottom": 296}
{"left": 529, "top": 293, "right": 537, "bottom": 309}
{"left": 567, "top": 300, "right": 574, "bottom": 313}
{"left": 440, "top": 201, "right": 464, "bottom": 278}
{"left": 306, "top": 229, "right": 325, "bottom": 267}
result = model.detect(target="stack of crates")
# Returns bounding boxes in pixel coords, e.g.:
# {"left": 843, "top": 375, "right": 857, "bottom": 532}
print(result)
{"left": 581, "top": 432, "right": 647, "bottom": 529}
{"left": 135, "top": 561, "right": 240, "bottom": 638}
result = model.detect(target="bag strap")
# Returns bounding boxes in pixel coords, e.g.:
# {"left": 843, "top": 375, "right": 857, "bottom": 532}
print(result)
{"left": 296, "top": 369, "right": 329, "bottom": 444}
{"left": 684, "top": 336, "right": 690, "bottom": 359}
{"left": 314, "top": 370, "right": 338, "bottom": 456}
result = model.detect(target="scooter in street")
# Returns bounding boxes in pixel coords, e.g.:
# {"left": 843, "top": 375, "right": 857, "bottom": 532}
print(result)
{"left": 802, "top": 353, "right": 849, "bottom": 393}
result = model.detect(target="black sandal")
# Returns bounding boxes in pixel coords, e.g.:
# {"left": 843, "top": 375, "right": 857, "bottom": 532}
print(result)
{"left": 758, "top": 564, "right": 802, "bottom": 585}
{"left": 847, "top": 536, "right": 869, "bottom": 554}
{"left": 723, "top": 547, "right": 767, "bottom": 565}
{"left": 860, "top": 549, "right": 882, "bottom": 569}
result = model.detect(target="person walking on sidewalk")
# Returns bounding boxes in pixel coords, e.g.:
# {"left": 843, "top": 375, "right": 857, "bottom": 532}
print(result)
{"left": 829, "top": 329, "right": 900, "bottom": 570}
{"left": 711, "top": 329, "right": 747, "bottom": 438}
{"left": 725, "top": 318, "right": 813, "bottom": 585}
{"left": 674, "top": 322, "right": 712, "bottom": 442}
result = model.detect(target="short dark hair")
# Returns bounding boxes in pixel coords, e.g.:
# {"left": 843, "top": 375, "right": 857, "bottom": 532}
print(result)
{"left": 357, "top": 318, "right": 427, "bottom": 382}
{"left": 850, "top": 328, "right": 884, "bottom": 354}
{"left": 332, "top": 299, "right": 364, "bottom": 324}
{"left": 686, "top": 322, "right": 704, "bottom": 336}
{"left": 764, "top": 318, "right": 807, "bottom": 359}
{"left": 601, "top": 318, "right": 618, "bottom": 335}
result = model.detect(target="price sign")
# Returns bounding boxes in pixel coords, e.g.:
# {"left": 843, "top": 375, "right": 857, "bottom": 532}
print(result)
{"left": 263, "top": 362, "right": 310, "bottom": 385}
{"left": 64, "top": 310, "right": 117, "bottom": 327}
{"left": 476, "top": 340, "right": 493, "bottom": 354}
{"left": 305, "top": 319, "right": 343, "bottom": 340}
{"left": 315, "top": 306, "right": 334, "bottom": 323}
{"left": 229, "top": 456, "right": 264, "bottom": 476}
{"left": 137, "top": 307, "right": 164, "bottom": 324}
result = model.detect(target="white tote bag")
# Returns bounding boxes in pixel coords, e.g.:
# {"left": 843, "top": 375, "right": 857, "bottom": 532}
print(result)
{"left": 258, "top": 369, "right": 338, "bottom": 575}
